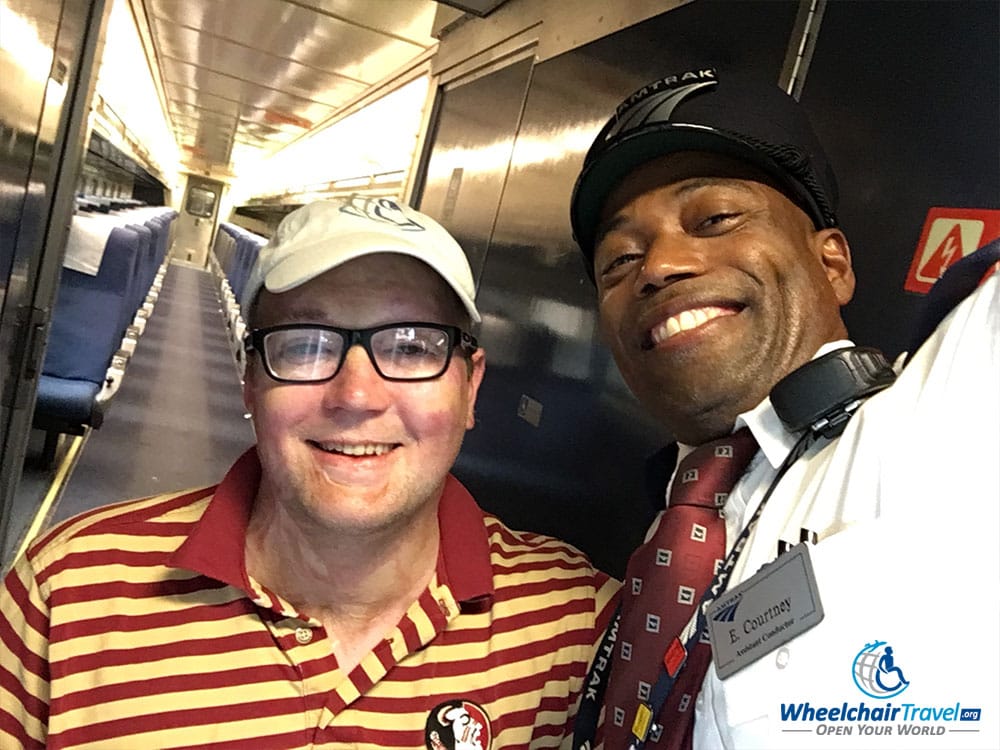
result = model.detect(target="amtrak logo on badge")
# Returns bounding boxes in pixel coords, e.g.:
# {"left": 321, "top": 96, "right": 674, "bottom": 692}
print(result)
{"left": 852, "top": 640, "right": 910, "bottom": 699}
{"left": 710, "top": 591, "right": 742, "bottom": 623}
{"left": 425, "top": 699, "right": 492, "bottom": 750}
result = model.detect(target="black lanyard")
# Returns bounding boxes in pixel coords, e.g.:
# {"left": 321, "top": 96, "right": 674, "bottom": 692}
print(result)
{"left": 573, "top": 429, "right": 815, "bottom": 750}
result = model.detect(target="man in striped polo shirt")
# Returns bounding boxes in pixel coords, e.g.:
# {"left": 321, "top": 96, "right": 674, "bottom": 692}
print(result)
{"left": 1, "top": 196, "right": 619, "bottom": 749}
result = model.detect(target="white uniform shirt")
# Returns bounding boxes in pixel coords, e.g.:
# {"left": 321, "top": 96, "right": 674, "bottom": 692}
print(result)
{"left": 689, "top": 271, "right": 1000, "bottom": 749}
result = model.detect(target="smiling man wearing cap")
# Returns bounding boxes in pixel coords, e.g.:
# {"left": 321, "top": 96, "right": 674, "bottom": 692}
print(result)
{"left": 0, "top": 195, "right": 618, "bottom": 749}
{"left": 569, "top": 69, "right": 999, "bottom": 749}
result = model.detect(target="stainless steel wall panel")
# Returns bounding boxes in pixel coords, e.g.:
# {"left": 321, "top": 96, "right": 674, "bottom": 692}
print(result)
{"left": 417, "top": 57, "right": 534, "bottom": 282}
{"left": 441, "top": 0, "right": 801, "bottom": 577}
{"left": 431, "top": 0, "right": 681, "bottom": 74}
{"left": 0, "top": 0, "right": 75, "bottom": 379}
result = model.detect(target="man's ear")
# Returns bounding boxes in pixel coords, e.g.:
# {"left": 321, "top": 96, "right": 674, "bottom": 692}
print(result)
{"left": 464, "top": 348, "right": 486, "bottom": 430}
{"left": 815, "top": 227, "right": 856, "bottom": 306}
{"left": 242, "top": 360, "right": 256, "bottom": 414}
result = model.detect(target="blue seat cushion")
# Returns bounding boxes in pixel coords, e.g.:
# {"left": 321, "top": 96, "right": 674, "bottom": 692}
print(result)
{"left": 34, "top": 375, "right": 101, "bottom": 424}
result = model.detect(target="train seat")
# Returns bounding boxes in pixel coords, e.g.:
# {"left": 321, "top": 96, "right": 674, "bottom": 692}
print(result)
{"left": 210, "top": 222, "right": 266, "bottom": 371}
{"left": 33, "top": 225, "right": 141, "bottom": 453}
{"left": 122, "top": 223, "right": 154, "bottom": 345}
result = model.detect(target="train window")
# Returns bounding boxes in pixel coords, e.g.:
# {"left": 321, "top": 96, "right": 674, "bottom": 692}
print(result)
{"left": 186, "top": 186, "right": 217, "bottom": 218}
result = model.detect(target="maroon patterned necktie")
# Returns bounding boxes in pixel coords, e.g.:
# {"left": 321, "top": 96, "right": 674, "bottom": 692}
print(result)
{"left": 602, "top": 428, "right": 759, "bottom": 749}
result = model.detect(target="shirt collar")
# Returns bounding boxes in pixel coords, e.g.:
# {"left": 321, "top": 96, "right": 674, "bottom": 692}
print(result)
{"left": 168, "top": 448, "right": 259, "bottom": 593}
{"left": 169, "top": 448, "right": 494, "bottom": 610}
{"left": 437, "top": 474, "right": 495, "bottom": 612}
{"left": 735, "top": 339, "right": 854, "bottom": 468}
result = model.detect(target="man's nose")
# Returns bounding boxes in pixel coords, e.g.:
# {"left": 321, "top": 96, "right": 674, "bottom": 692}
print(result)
{"left": 320, "top": 345, "right": 391, "bottom": 413}
{"left": 634, "top": 232, "right": 707, "bottom": 295}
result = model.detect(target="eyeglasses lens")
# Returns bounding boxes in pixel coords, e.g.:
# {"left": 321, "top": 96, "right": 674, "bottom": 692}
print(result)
{"left": 264, "top": 328, "right": 343, "bottom": 381}
{"left": 373, "top": 326, "right": 450, "bottom": 379}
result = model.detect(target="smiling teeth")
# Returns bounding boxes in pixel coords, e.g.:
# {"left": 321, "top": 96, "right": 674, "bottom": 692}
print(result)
{"left": 319, "top": 442, "right": 392, "bottom": 456}
{"left": 651, "top": 306, "right": 735, "bottom": 344}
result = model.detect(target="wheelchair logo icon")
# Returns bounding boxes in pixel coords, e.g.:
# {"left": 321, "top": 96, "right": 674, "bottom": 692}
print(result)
{"left": 852, "top": 640, "right": 911, "bottom": 699}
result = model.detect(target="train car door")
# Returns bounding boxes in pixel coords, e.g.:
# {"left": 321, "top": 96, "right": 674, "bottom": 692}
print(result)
{"left": 173, "top": 176, "right": 223, "bottom": 267}
{"left": 0, "top": 0, "right": 110, "bottom": 563}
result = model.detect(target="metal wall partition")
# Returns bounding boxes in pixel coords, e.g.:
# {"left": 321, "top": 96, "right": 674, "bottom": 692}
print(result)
{"left": 0, "top": 0, "right": 110, "bottom": 562}
{"left": 417, "top": 53, "right": 535, "bottom": 284}
{"left": 421, "top": 1, "right": 803, "bottom": 576}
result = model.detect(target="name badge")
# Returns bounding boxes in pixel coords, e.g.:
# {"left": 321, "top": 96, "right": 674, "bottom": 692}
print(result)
{"left": 707, "top": 543, "right": 824, "bottom": 679}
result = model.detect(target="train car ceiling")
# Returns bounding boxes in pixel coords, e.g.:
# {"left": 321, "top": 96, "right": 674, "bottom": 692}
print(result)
{"left": 124, "top": 0, "right": 462, "bottom": 200}
{"left": 232, "top": 75, "right": 429, "bottom": 209}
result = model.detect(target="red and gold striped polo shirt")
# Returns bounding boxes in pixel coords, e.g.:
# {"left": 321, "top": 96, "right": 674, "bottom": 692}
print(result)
{"left": 1, "top": 449, "right": 619, "bottom": 749}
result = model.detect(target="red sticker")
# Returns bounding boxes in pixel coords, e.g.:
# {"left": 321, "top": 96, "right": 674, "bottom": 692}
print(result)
{"left": 663, "top": 637, "right": 687, "bottom": 677}
{"left": 904, "top": 208, "right": 1000, "bottom": 294}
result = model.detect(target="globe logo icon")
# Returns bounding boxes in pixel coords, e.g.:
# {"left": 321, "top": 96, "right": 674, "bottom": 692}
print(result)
{"left": 852, "top": 640, "right": 910, "bottom": 699}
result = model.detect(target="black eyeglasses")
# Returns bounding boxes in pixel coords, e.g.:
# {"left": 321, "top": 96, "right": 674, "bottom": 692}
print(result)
{"left": 244, "top": 322, "right": 479, "bottom": 383}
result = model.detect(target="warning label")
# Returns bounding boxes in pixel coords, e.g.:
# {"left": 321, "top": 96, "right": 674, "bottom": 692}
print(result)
{"left": 904, "top": 207, "right": 1000, "bottom": 294}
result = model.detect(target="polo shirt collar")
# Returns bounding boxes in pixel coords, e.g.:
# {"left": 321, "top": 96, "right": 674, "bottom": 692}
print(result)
{"left": 437, "top": 474, "right": 495, "bottom": 612}
{"left": 169, "top": 448, "right": 494, "bottom": 609}
{"left": 169, "top": 448, "right": 259, "bottom": 593}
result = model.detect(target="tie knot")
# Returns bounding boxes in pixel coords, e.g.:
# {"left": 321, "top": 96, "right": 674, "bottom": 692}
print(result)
{"left": 669, "top": 427, "right": 758, "bottom": 509}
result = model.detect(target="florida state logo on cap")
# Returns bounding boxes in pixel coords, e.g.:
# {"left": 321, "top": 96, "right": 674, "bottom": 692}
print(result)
{"left": 425, "top": 699, "right": 492, "bottom": 750}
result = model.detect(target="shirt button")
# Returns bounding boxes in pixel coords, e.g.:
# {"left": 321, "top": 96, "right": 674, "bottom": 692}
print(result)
{"left": 438, "top": 598, "right": 451, "bottom": 616}
{"left": 295, "top": 627, "right": 313, "bottom": 645}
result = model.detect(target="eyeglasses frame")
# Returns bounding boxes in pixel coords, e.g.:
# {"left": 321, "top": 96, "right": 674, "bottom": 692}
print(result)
{"left": 244, "top": 321, "right": 479, "bottom": 383}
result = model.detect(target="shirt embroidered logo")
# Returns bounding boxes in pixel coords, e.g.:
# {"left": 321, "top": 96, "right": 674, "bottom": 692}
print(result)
{"left": 425, "top": 699, "right": 492, "bottom": 750}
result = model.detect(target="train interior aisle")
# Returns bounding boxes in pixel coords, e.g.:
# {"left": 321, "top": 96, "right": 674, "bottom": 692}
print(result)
{"left": 10, "top": 258, "right": 254, "bottom": 559}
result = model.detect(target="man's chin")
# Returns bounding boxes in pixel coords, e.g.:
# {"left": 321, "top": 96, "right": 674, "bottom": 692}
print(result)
{"left": 643, "top": 386, "right": 755, "bottom": 441}
{"left": 304, "top": 492, "right": 427, "bottom": 537}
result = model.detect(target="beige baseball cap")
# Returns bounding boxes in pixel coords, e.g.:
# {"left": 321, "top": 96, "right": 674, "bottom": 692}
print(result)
{"left": 244, "top": 195, "right": 480, "bottom": 323}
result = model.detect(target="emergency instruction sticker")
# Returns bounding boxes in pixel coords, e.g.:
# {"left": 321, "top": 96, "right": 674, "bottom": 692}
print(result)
{"left": 904, "top": 207, "right": 1000, "bottom": 294}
